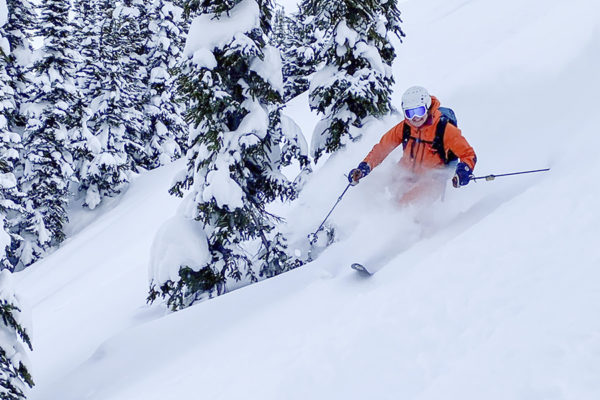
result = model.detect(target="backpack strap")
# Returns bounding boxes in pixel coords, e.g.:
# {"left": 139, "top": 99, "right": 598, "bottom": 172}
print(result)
{"left": 432, "top": 116, "right": 457, "bottom": 164}
{"left": 402, "top": 121, "right": 411, "bottom": 146}
{"left": 402, "top": 117, "right": 457, "bottom": 165}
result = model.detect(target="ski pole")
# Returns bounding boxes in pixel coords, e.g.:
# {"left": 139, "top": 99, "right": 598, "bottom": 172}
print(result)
{"left": 308, "top": 182, "right": 352, "bottom": 245}
{"left": 471, "top": 168, "right": 550, "bottom": 182}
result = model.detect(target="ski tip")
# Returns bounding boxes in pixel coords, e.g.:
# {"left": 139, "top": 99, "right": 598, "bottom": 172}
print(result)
{"left": 351, "top": 263, "right": 373, "bottom": 276}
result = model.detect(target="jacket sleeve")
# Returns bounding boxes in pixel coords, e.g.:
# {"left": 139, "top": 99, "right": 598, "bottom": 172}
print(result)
{"left": 444, "top": 124, "right": 477, "bottom": 170}
{"left": 363, "top": 122, "right": 404, "bottom": 169}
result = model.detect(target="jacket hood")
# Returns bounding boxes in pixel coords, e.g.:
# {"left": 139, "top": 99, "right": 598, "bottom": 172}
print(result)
{"left": 423, "top": 95, "right": 442, "bottom": 126}
{"left": 429, "top": 96, "right": 441, "bottom": 114}
{"left": 411, "top": 95, "right": 441, "bottom": 127}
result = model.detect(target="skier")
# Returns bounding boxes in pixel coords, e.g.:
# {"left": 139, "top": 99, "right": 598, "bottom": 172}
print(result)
{"left": 348, "top": 86, "right": 477, "bottom": 204}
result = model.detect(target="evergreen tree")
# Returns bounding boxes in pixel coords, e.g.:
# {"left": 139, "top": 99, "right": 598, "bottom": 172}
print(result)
{"left": 74, "top": 0, "right": 186, "bottom": 207}
{"left": 127, "top": 0, "right": 155, "bottom": 170}
{"left": 308, "top": 0, "right": 404, "bottom": 161}
{"left": 0, "top": 270, "right": 34, "bottom": 400}
{"left": 173, "top": 0, "right": 192, "bottom": 33}
{"left": 273, "top": 2, "right": 327, "bottom": 101}
{"left": 0, "top": 55, "right": 24, "bottom": 271}
{"left": 149, "top": 0, "right": 308, "bottom": 310}
{"left": 72, "top": 0, "right": 106, "bottom": 108}
{"left": 71, "top": 0, "right": 103, "bottom": 197}
{"left": 77, "top": 0, "right": 146, "bottom": 209}
{"left": 3, "top": 0, "right": 35, "bottom": 130}
{"left": 269, "top": 4, "right": 288, "bottom": 49}
{"left": 16, "top": 0, "right": 80, "bottom": 267}
{"left": 144, "top": 0, "right": 187, "bottom": 168}
{"left": 73, "top": 0, "right": 101, "bottom": 93}
{"left": 0, "top": 4, "right": 27, "bottom": 271}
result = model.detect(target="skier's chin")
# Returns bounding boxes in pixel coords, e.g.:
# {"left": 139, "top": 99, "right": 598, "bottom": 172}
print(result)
{"left": 408, "top": 118, "right": 426, "bottom": 128}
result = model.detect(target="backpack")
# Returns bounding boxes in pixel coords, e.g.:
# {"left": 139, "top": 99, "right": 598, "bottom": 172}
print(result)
{"left": 402, "top": 107, "right": 458, "bottom": 164}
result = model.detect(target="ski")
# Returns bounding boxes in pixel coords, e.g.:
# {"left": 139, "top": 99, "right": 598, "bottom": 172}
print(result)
{"left": 351, "top": 263, "right": 373, "bottom": 276}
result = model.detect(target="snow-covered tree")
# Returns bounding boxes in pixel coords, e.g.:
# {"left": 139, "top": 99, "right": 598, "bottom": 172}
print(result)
{"left": 75, "top": 0, "right": 184, "bottom": 208}
{"left": 0, "top": 0, "right": 27, "bottom": 271}
{"left": 77, "top": 0, "right": 146, "bottom": 209}
{"left": 0, "top": 270, "right": 34, "bottom": 400}
{"left": 16, "top": 0, "right": 80, "bottom": 267}
{"left": 3, "top": 0, "right": 35, "bottom": 131}
{"left": 71, "top": 0, "right": 103, "bottom": 195}
{"left": 272, "top": 2, "right": 327, "bottom": 101}
{"left": 149, "top": 0, "right": 308, "bottom": 310}
{"left": 72, "top": 0, "right": 105, "bottom": 107}
{"left": 126, "top": 0, "right": 156, "bottom": 170}
{"left": 173, "top": 0, "right": 192, "bottom": 35}
{"left": 269, "top": 4, "right": 288, "bottom": 49}
{"left": 308, "top": 0, "right": 404, "bottom": 161}
{"left": 144, "top": 0, "right": 187, "bottom": 168}
{"left": 0, "top": 55, "right": 23, "bottom": 270}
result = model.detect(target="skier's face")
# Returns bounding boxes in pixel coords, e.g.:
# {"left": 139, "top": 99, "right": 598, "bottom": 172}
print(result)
{"left": 407, "top": 114, "right": 427, "bottom": 128}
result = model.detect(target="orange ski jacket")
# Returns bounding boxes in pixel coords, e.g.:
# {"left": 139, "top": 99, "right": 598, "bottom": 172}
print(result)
{"left": 363, "top": 96, "right": 476, "bottom": 174}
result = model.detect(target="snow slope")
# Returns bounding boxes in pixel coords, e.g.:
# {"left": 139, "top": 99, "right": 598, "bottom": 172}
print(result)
{"left": 15, "top": 0, "right": 600, "bottom": 399}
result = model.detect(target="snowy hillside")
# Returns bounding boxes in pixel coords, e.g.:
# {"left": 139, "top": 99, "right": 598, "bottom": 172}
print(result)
{"left": 15, "top": 0, "right": 600, "bottom": 399}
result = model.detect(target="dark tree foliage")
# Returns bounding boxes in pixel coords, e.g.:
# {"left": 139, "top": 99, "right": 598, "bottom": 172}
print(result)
{"left": 307, "top": 0, "right": 404, "bottom": 161}
{"left": 16, "top": 0, "right": 80, "bottom": 267}
{"left": 0, "top": 272, "right": 34, "bottom": 400}
{"left": 149, "top": 0, "right": 307, "bottom": 310}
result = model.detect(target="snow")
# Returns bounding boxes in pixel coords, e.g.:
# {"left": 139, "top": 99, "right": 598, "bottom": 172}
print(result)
{"left": 149, "top": 66, "right": 169, "bottom": 82}
{"left": 250, "top": 45, "right": 285, "bottom": 94}
{"left": 237, "top": 99, "right": 269, "bottom": 139}
{"left": 12, "top": 0, "right": 600, "bottom": 399}
{"left": 160, "top": 2, "right": 183, "bottom": 21}
{"left": 355, "top": 41, "right": 386, "bottom": 75}
{"left": 184, "top": 0, "right": 260, "bottom": 57}
{"left": 149, "top": 213, "right": 210, "bottom": 286}
{"left": 0, "top": 172, "right": 16, "bottom": 189}
{"left": 81, "top": 114, "right": 102, "bottom": 154}
{"left": 0, "top": 37, "right": 9, "bottom": 55}
{"left": 308, "top": 64, "right": 338, "bottom": 94}
{"left": 190, "top": 47, "right": 217, "bottom": 69}
{"left": 0, "top": 0, "right": 9, "bottom": 55}
{"left": 0, "top": 217, "right": 10, "bottom": 262}
{"left": 275, "top": 0, "right": 300, "bottom": 13}
{"left": 15, "top": 163, "right": 184, "bottom": 388}
{"left": 334, "top": 20, "right": 358, "bottom": 48}
{"left": 82, "top": 185, "right": 100, "bottom": 210}
{"left": 0, "top": 0, "right": 6, "bottom": 27}
{"left": 113, "top": 4, "right": 140, "bottom": 19}
{"left": 0, "top": 270, "right": 32, "bottom": 390}
{"left": 281, "top": 114, "right": 308, "bottom": 155}
{"left": 202, "top": 165, "right": 245, "bottom": 209}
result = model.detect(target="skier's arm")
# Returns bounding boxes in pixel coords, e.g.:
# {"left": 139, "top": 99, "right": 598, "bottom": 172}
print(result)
{"left": 444, "top": 125, "right": 477, "bottom": 169}
{"left": 363, "top": 122, "right": 404, "bottom": 170}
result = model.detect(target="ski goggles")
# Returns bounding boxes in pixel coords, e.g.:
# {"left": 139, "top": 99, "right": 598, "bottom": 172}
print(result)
{"left": 403, "top": 105, "right": 428, "bottom": 120}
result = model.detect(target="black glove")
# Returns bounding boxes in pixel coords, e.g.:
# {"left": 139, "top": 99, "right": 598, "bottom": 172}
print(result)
{"left": 348, "top": 162, "right": 371, "bottom": 186}
{"left": 452, "top": 162, "right": 473, "bottom": 188}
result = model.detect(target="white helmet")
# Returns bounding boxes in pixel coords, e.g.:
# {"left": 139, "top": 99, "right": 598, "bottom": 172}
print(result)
{"left": 401, "top": 86, "right": 432, "bottom": 110}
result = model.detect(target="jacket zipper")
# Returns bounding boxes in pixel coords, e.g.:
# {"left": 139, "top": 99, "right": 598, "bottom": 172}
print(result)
{"left": 411, "top": 128, "right": 422, "bottom": 172}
